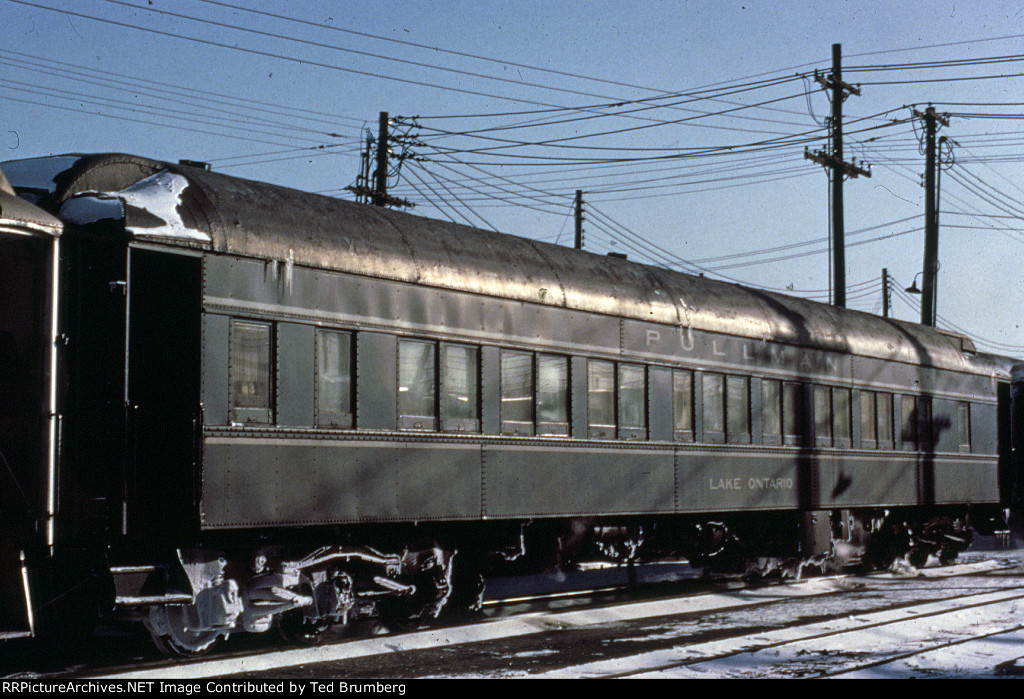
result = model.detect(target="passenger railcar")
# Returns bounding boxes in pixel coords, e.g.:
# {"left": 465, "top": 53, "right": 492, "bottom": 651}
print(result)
{"left": 0, "top": 153, "right": 1018, "bottom": 652}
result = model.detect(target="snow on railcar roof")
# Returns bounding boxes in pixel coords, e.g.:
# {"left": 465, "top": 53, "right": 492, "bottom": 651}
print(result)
{"left": 60, "top": 171, "right": 210, "bottom": 242}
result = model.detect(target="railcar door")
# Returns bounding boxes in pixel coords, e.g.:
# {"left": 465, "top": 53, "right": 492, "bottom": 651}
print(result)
{"left": 0, "top": 232, "right": 54, "bottom": 638}
{"left": 123, "top": 247, "right": 202, "bottom": 541}
{"left": 1007, "top": 370, "right": 1024, "bottom": 540}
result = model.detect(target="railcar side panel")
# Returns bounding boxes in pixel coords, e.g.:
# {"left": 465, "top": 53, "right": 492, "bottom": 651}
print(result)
{"left": 277, "top": 322, "right": 316, "bottom": 427}
{"left": 815, "top": 452, "right": 918, "bottom": 507}
{"left": 201, "top": 439, "right": 481, "bottom": 527}
{"left": 356, "top": 331, "right": 397, "bottom": 432}
{"left": 928, "top": 456, "right": 1001, "bottom": 504}
{"left": 201, "top": 312, "right": 229, "bottom": 427}
{"left": 482, "top": 445, "right": 674, "bottom": 518}
{"left": 677, "top": 449, "right": 801, "bottom": 511}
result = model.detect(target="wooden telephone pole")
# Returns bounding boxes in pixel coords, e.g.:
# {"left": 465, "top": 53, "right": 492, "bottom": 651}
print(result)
{"left": 574, "top": 190, "right": 584, "bottom": 250}
{"left": 347, "top": 111, "right": 414, "bottom": 208}
{"left": 915, "top": 106, "right": 949, "bottom": 327}
{"left": 804, "top": 44, "right": 871, "bottom": 308}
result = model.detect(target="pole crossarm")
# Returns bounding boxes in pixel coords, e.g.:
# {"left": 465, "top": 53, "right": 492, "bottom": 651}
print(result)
{"left": 803, "top": 148, "right": 872, "bottom": 178}
{"left": 345, "top": 185, "right": 415, "bottom": 209}
{"left": 913, "top": 107, "right": 950, "bottom": 129}
{"left": 813, "top": 69, "right": 862, "bottom": 98}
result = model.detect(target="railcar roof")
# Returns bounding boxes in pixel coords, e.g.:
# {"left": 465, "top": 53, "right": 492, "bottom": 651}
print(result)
{"left": 1, "top": 152, "right": 997, "bottom": 376}
{"left": 0, "top": 165, "right": 62, "bottom": 237}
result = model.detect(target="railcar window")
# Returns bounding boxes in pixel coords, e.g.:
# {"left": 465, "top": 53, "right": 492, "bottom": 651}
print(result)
{"left": 588, "top": 360, "right": 616, "bottom": 438}
{"left": 762, "top": 379, "right": 782, "bottom": 445}
{"left": 860, "top": 390, "right": 878, "bottom": 448}
{"left": 501, "top": 350, "right": 535, "bottom": 435}
{"left": 901, "top": 396, "right": 918, "bottom": 450}
{"left": 673, "top": 370, "right": 695, "bottom": 442}
{"left": 814, "top": 385, "right": 832, "bottom": 446}
{"left": 398, "top": 339, "right": 437, "bottom": 430}
{"left": 230, "top": 319, "right": 273, "bottom": 424}
{"left": 782, "top": 382, "right": 805, "bottom": 445}
{"left": 877, "top": 393, "right": 894, "bottom": 449}
{"left": 619, "top": 363, "right": 647, "bottom": 440}
{"left": 702, "top": 373, "right": 725, "bottom": 443}
{"left": 726, "top": 375, "right": 751, "bottom": 444}
{"left": 918, "top": 397, "right": 934, "bottom": 449}
{"left": 537, "top": 354, "right": 569, "bottom": 436}
{"left": 316, "top": 330, "right": 353, "bottom": 427}
{"left": 958, "top": 402, "right": 971, "bottom": 452}
{"left": 441, "top": 344, "right": 479, "bottom": 433}
{"left": 832, "top": 388, "right": 852, "bottom": 447}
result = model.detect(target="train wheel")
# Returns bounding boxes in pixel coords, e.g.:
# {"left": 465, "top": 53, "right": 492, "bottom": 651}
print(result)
{"left": 907, "top": 547, "right": 931, "bottom": 569}
{"left": 277, "top": 610, "right": 333, "bottom": 646}
{"left": 144, "top": 605, "right": 221, "bottom": 656}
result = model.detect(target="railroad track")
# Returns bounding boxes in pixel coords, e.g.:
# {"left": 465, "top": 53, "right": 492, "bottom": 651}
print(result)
{"left": 527, "top": 555, "right": 1024, "bottom": 679}
{"left": 586, "top": 586, "right": 1024, "bottom": 678}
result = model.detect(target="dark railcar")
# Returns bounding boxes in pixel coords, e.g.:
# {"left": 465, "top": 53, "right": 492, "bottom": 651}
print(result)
{"left": 0, "top": 153, "right": 1017, "bottom": 651}
{"left": 0, "top": 170, "right": 60, "bottom": 640}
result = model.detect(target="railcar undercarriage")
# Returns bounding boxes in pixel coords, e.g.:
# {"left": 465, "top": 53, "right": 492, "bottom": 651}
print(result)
{"left": 116, "top": 506, "right": 992, "bottom": 655}
{"left": 133, "top": 544, "right": 455, "bottom": 655}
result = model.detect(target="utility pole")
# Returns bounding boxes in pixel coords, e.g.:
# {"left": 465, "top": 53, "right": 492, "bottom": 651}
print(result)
{"left": 352, "top": 130, "right": 373, "bottom": 204}
{"left": 348, "top": 111, "right": 414, "bottom": 208}
{"left": 882, "top": 268, "right": 890, "bottom": 318}
{"left": 804, "top": 43, "right": 871, "bottom": 308}
{"left": 574, "top": 190, "right": 584, "bottom": 250}
{"left": 372, "top": 111, "right": 390, "bottom": 207}
{"left": 915, "top": 106, "right": 949, "bottom": 327}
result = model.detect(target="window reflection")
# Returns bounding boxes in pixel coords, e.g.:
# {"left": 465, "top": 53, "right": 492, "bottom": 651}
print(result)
{"left": 537, "top": 354, "right": 568, "bottom": 434}
{"left": 231, "top": 319, "right": 272, "bottom": 424}
{"left": 588, "top": 360, "right": 615, "bottom": 433}
{"left": 398, "top": 339, "right": 436, "bottom": 425}
{"left": 317, "top": 330, "right": 352, "bottom": 425}
{"left": 442, "top": 344, "right": 479, "bottom": 432}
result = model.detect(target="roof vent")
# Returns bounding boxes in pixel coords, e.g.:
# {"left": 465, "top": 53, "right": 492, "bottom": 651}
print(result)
{"left": 607, "top": 252, "right": 628, "bottom": 260}
{"left": 178, "top": 159, "right": 211, "bottom": 170}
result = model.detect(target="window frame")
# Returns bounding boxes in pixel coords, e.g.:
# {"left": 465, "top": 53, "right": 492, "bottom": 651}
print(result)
{"left": 917, "top": 396, "right": 934, "bottom": 450}
{"left": 725, "top": 374, "right": 751, "bottom": 445}
{"left": 762, "top": 378, "right": 782, "bottom": 446}
{"left": 876, "top": 392, "right": 894, "bottom": 449}
{"left": 229, "top": 318, "right": 274, "bottom": 425}
{"left": 587, "top": 359, "right": 617, "bottom": 439}
{"left": 673, "top": 369, "right": 695, "bottom": 442}
{"left": 315, "top": 328, "right": 354, "bottom": 428}
{"left": 536, "top": 353, "right": 570, "bottom": 437}
{"left": 814, "top": 384, "right": 833, "bottom": 447}
{"left": 958, "top": 402, "right": 972, "bottom": 452}
{"left": 701, "top": 372, "right": 726, "bottom": 444}
{"left": 782, "top": 381, "right": 806, "bottom": 446}
{"left": 860, "top": 390, "right": 878, "bottom": 449}
{"left": 617, "top": 362, "right": 648, "bottom": 441}
{"left": 440, "top": 342, "right": 480, "bottom": 434}
{"left": 901, "top": 395, "right": 918, "bottom": 451}
{"left": 500, "top": 349, "right": 535, "bottom": 436}
{"left": 832, "top": 386, "right": 852, "bottom": 449}
{"left": 397, "top": 338, "right": 438, "bottom": 431}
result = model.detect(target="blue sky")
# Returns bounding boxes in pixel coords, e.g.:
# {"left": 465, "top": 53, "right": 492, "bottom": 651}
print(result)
{"left": 3, "top": 0, "right": 1024, "bottom": 353}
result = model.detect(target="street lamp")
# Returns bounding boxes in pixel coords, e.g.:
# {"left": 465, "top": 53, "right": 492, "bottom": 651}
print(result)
{"left": 905, "top": 272, "right": 923, "bottom": 295}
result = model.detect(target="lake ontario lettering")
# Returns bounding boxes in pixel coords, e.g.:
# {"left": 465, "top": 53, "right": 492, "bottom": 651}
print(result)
{"left": 710, "top": 477, "right": 794, "bottom": 490}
